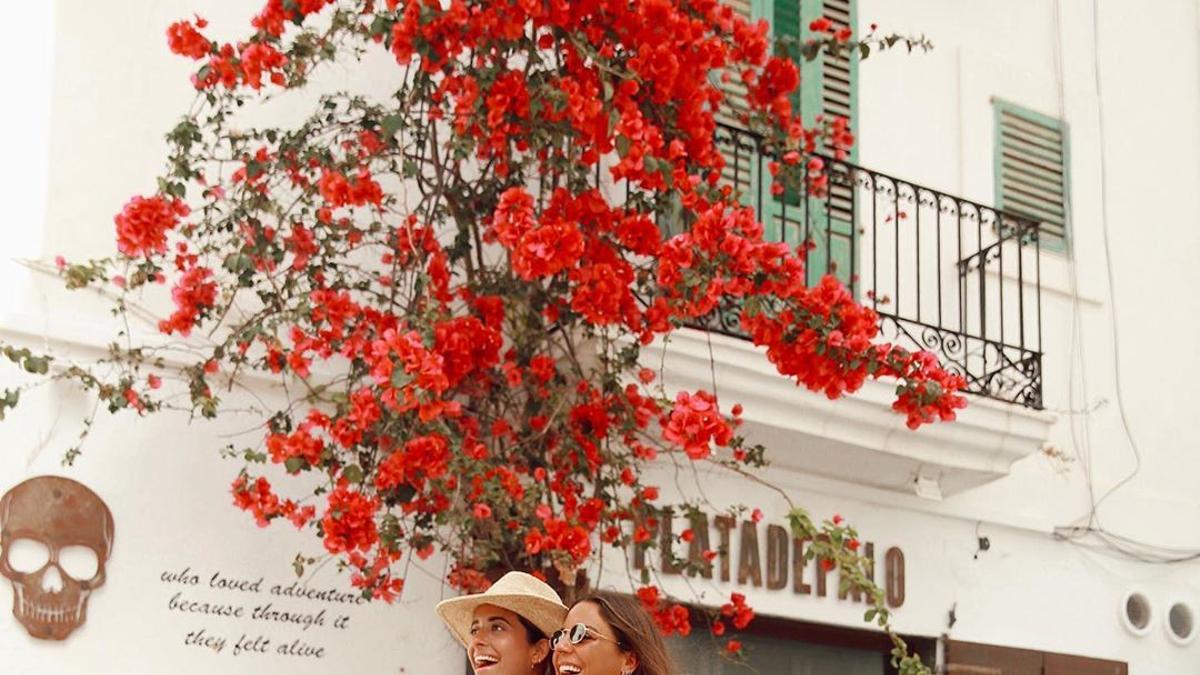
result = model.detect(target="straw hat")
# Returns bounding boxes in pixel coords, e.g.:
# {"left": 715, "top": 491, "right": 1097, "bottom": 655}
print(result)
{"left": 436, "top": 571, "right": 568, "bottom": 647}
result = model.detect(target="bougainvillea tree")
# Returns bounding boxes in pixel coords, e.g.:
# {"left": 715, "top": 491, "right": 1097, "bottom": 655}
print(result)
{"left": 2, "top": 1, "right": 957, "bottom": 671}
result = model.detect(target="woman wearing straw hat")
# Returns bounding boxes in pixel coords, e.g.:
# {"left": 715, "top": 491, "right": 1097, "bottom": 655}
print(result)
{"left": 437, "top": 571, "right": 568, "bottom": 675}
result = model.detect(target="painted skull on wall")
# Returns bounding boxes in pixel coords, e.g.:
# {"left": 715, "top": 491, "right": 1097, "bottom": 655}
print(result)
{"left": 0, "top": 476, "right": 114, "bottom": 640}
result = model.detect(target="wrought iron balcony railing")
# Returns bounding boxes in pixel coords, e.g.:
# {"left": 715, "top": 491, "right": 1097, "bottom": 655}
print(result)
{"left": 687, "top": 124, "right": 1045, "bottom": 410}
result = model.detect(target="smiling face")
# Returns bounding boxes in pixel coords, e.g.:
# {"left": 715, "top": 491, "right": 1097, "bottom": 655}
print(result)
{"left": 468, "top": 603, "right": 549, "bottom": 675}
{"left": 552, "top": 601, "right": 638, "bottom": 675}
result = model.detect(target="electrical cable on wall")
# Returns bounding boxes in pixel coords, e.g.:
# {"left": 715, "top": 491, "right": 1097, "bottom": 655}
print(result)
{"left": 1049, "top": 0, "right": 1100, "bottom": 531}
{"left": 1048, "top": 0, "right": 1200, "bottom": 564}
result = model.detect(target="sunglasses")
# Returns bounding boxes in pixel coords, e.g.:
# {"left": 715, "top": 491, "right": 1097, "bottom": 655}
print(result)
{"left": 549, "top": 623, "right": 624, "bottom": 650}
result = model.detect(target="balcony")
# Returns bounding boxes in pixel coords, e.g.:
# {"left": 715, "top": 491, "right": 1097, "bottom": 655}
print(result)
{"left": 691, "top": 123, "right": 1045, "bottom": 411}
{"left": 638, "top": 124, "right": 1055, "bottom": 498}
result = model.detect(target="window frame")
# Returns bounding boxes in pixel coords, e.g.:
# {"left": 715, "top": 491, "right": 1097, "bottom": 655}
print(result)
{"left": 677, "top": 606, "right": 937, "bottom": 675}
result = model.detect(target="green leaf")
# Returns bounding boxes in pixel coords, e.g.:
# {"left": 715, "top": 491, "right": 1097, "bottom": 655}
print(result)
{"left": 859, "top": 43, "right": 870, "bottom": 60}
{"left": 643, "top": 155, "right": 659, "bottom": 176}
{"left": 369, "top": 14, "right": 394, "bottom": 39}
{"left": 23, "top": 357, "right": 49, "bottom": 375}
{"left": 0, "top": 389, "right": 19, "bottom": 421}
{"left": 223, "top": 253, "right": 254, "bottom": 274}
{"left": 381, "top": 114, "right": 405, "bottom": 138}
{"left": 379, "top": 514, "right": 401, "bottom": 547}
{"left": 390, "top": 368, "right": 413, "bottom": 389}
{"left": 615, "top": 135, "right": 631, "bottom": 158}
{"left": 284, "top": 457, "right": 306, "bottom": 474}
{"left": 342, "top": 464, "right": 365, "bottom": 485}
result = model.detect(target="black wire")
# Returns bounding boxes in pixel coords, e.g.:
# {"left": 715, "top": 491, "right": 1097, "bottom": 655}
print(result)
{"left": 1043, "top": 0, "right": 1200, "bottom": 564}
{"left": 1085, "top": 0, "right": 1143, "bottom": 517}
{"left": 1055, "top": 527, "right": 1200, "bottom": 564}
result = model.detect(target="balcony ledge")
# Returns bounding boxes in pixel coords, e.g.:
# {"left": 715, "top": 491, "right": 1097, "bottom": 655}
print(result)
{"left": 645, "top": 327, "right": 1057, "bottom": 498}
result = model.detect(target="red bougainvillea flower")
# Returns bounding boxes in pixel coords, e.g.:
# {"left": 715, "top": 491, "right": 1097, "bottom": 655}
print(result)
{"left": 266, "top": 428, "right": 324, "bottom": 471}
{"left": 166, "top": 19, "right": 210, "bottom": 60}
{"left": 661, "top": 391, "right": 734, "bottom": 460}
{"left": 637, "top": 585, "right": 692, "bottom": 636}
{"left": 251, "top": 0, "right": 336, "bottom": 38}
{"left": 321, "top": 484, "right": 379, "bottom": 555}
{"left": 720, "top": 592, "right": 756, "bottom": 630}
{"left": 231, "top": 476, "right": 281, "bottom": 528}
{"left": 158, "top": 266, "right": 217, "bottom": 336}
{"left": 114, "top": 194, "right": 189, "bottom": 257}
{"left": 239, "top": 42, "right": 288, "bottom": 89}
{"left": 512, "top": 221, "right": 585, "bottom": 280}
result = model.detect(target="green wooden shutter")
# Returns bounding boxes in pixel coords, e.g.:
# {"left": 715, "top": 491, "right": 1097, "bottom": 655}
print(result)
{"left": 713, "top": 0, "right": 758, "bottom": 200}
{"left": 993, "top": 99, "right": 1070, "bottom": 252}
{"left": 812, "top": 0, "right": 856, "bottom": 150}
{"left": 713, "top": 1, "right": 858, "bottom": 288}
{"left": 771, "top": 0, "right": 858, "bottom": 287}
{"left": 772, "top": 0, "right": 803, "bottom": 121}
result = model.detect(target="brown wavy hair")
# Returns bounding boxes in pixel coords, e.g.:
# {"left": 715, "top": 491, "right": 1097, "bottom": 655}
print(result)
{"left": 515, "top": 615, "right": 554, "bottom": 675}
{"left": 573, "top": 590, "right": 677, "bottom": 675}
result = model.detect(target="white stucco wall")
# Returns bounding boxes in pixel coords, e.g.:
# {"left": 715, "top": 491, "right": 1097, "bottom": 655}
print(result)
{"left": 1, "top": 0, "right": 1198, "bottom": 673}
{"left": 850, "top": 0, "right": 1200, "bottom": 668}
{"left": 0, "top": 5, "right": 56, "bottom": 313}
{"left": 1, "top": 2, "right": 465, "bottom": 673}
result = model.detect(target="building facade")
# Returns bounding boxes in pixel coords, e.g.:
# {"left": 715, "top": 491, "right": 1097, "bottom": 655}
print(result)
{"left": 1, "top": 1, "right": 1198, "bottom": 673}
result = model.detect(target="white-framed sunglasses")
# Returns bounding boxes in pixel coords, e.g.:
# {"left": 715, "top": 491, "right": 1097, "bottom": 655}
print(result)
{"left": 549, "top": 623, "right": 624, "bottom": 650}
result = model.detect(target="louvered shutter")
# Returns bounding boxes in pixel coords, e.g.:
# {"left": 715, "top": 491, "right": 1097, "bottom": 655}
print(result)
{"left": 716, "top": 0, "right": 754, "bottom": 128}
{"left": 791, "top": 0, "right": 857, "bottom": 285}
{"left": 818, "top": 0, "right": 854, "bottom": 128}
{"left": 772, "top": 0, "right": 803, "bottom": 117}
{"left": 714, "top": 0, "right": 756, "bottom": 198}
{"left": 803, "top": 0, "right": 856, "bottom": 226}
{"left": 712, "top": 1, "right": 859, "bottom": 174}
{"left": 713, "top": 1, "right": 858, "bottom": 287}
{"left": 793, "top": 0, "right": 857, "bottom": 162}
{"left": 994, "top": 100, "right": 1070, "bottom": 251}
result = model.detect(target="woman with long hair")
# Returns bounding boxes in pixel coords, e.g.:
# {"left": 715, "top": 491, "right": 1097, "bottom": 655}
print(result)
{"left": 550, "top": 590, "right": 677, "bottom": 675}
{"left": 437, "top": 571, "right": 568, "bottom": 675}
